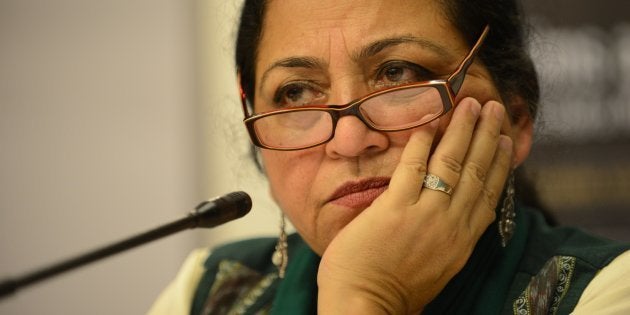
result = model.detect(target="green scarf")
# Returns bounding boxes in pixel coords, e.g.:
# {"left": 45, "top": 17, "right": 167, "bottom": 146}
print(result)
{"left": 193, "top": 204, "right": 628, "bottom": 314}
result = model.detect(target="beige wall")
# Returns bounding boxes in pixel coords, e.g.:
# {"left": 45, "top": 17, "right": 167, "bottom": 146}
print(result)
{"left": 0, "top": 0, "right": 200, "bottom": 314}
{"left": 0, "top": 1, "right": 280, "bottom": 314}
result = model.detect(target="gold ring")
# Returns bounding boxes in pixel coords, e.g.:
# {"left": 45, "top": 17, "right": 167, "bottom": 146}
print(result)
{"left": 422, "top": 174, "right": 453, "bottom": 196}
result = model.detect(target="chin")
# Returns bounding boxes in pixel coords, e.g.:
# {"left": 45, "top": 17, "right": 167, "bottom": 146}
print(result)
{"left": 309, "top": 204, "right": 366, "bottom": 255}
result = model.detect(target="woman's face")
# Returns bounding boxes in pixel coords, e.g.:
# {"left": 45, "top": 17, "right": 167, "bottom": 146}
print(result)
{"left": 254, "top": 0, "right": 531, "bottom": 255}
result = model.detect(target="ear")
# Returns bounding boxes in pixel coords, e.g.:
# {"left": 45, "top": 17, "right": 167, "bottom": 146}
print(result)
{"left": 509, "top": 96, "right": 534, "bottom": 168}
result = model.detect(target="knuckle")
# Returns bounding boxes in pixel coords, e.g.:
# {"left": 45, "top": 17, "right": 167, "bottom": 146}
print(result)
{"left": 495, "top": 148, "right": 513, "bottom": 167}
{"left": 436, "top": 153, "right": 463, "bottom": 175}
{"left": 485, "top": 207, "right": 497, "bottom": 222}
{"left": 400, "top": 156, "right": 428, "bottom": 174}
{"left": 464, "top": 161, "right": 487, "bottom": 184}
{"left": 479, "top": 123, "right": 501, "bottom": 139}
{"left": 473, "top": 192, "right": 499, "bottom": 232}
{"left": 481, "top": 186, "right": 499, "bottom": 207}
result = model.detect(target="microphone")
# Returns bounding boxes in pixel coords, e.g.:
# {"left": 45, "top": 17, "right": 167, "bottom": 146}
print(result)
{"left": 0, "top": 191, "right": 252, "bottom": 299}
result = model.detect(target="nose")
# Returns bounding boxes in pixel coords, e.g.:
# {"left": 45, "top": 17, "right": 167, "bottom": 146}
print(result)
{"left": 324, "top": 114, "right": 389, "bottom": 158}
{"left": 324, "top": 77, "right": 389, "bottom": 158}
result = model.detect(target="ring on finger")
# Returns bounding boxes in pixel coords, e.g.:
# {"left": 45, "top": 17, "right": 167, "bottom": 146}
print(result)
{"left": 422, "top": 173, "right": 454, "bottom": 196}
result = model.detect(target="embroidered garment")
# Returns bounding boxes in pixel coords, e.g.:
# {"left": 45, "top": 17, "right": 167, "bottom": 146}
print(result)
{"left": 513, "top": 256, "right": 575, "bottom": 315}
{"left": 201, "top": 260, "right": 277, "bottom": 315}
{"left": 157, "top": 204, "right": 630, "bottom": 315}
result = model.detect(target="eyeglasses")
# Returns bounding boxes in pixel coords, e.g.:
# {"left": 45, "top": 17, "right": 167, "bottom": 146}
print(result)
{"left": 240, "top": 25, "right": 490, "bottom": 151}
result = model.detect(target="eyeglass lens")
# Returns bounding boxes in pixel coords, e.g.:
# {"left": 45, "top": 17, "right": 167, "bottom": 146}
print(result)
{"left": 252, "top": 85, "right": 444, "bottom": 149}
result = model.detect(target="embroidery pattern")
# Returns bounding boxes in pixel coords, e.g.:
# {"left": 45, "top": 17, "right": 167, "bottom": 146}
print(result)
{"left": 202, "top": 260, "right": 277, "bottom": 315}
{"left": 513, "top": 256, "right": 576, "bottom": 315}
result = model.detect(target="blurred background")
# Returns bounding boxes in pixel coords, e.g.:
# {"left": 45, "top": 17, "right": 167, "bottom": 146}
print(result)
{"left": 523, "top": 0, "right": 630, "bottom": 240}
{"left": 0, "top": 0, "right": 628, "bottom": 314}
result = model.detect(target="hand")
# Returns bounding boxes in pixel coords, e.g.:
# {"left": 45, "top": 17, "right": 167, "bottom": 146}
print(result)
{"left": 317, "top": 97, "right": 514, "bottom": 314}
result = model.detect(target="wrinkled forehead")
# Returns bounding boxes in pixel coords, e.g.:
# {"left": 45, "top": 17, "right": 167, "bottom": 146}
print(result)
{"left": 256, "top": 0, "right": 465, "bottom": 73}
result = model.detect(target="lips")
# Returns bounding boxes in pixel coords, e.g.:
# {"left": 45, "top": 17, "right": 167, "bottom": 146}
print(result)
{"left": 328, "top": 177, "right": 390, "bottom": 209}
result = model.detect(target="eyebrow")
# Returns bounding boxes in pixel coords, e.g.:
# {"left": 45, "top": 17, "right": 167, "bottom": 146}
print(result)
{"left": 258, "top": 36, "right": 453, "bottom": 92}
{"left": 259, "top": 56, "right": 326, "bottom": 93}
{"left": 355, "top": 36, "right": 453, "bottom": 60}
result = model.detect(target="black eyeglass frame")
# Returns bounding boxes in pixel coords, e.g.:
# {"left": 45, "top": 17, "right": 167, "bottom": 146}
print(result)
{"left": 239, "top": 25, "right": 490, "bottom": 151}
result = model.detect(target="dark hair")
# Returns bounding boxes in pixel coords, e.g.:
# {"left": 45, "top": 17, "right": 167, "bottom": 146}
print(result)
{"left": 234, "top": 0, "right": 551, "bottom": 220}
{"left": 235, "top": 0, "right": 540, "bottom": 120}
{"left": 438, "top": 0, "right": 540, "bottom": 121}
{"left": 235, "top": 0, "right": 266, "bottom": 112}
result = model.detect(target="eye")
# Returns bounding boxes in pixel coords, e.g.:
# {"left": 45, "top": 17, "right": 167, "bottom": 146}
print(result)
{"left": 374, "top": 61, "right": 435, "bottom": 89}
{"left": 273, "top": 82, "right": 325, "bottom": 108}
{"left": 383, "top": 66, "right": 407, "bottom": 82}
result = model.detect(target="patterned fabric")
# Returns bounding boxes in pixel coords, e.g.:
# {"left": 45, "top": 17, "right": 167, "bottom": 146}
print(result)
{"left": 189, "top": 206, "right": 629, "bottom": 315}
{"left": 200, "top": 260, "right": 277, "bottom": 315}
{"left": 513, "top": 256, "right": 576, "bottom": 315}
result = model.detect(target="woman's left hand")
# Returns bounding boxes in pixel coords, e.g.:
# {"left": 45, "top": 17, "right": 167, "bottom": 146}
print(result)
{"left": 317, "top": 98, "right": 514, "bottom": 314}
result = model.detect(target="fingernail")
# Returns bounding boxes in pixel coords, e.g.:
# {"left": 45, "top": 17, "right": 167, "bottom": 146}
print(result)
{"left": 499, "top": 135, "right": 513, "bottom": 151}
{"left": 428, "top": 118, "right": 440, "bottom": 129}
{"left": 470, "top": 100, "right": 481, "bottom": 117}
{"left": 494, "top": 103, "right": 505, "bottom": 121}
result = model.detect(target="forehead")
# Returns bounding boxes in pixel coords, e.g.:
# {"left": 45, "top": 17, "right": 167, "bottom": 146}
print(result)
{"left": 262, "top": 0, "right": 448, "bottom": 34}
{"left": 257, "top": 0, "right": 466, "bottom": 75}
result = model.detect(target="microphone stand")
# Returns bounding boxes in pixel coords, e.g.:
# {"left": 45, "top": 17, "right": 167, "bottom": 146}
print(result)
{"left": 0, "top": 191, "right": 251, "bottom": 299}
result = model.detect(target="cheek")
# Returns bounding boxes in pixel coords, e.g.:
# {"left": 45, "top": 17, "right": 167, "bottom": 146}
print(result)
{"left": 384, "top": 129, "right": 417, "bottom": 147}
{"left": 261, "top": 149, "right": 322, "bottom": 215}
{"left": 457, "top": 74, "right": 503, "bottom": 105}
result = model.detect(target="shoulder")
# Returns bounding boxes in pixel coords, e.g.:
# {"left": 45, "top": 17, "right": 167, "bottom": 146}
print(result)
{"left": 204, "top": 236, "right": 279, "bottom": 272}
{"left": 522, "top": 206, "right": 628, "bottom": 271}
{"left": 147, "top": 248, "right": 211, "bottom": 315}
{"left": 190, "top": 235, "right": 312, "bottom": 315}
{"left": 148, "top": 236, "right": 291, "bottom": 315}
{"left": 204, "top": 233, "right": 306, "bottom": 272}
{"left": 572, "top": 250, "right": 630, "bottom": 314}
{"left": 509, "top": 205, "right": 630, "bottom": 314}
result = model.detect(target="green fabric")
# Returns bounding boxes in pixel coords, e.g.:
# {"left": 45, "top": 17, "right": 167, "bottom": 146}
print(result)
{"left": 472, "top": 207, "right": 531, "bottom": 314}
{"left": 422, "top": 204, "right": 529, "bottom": 314}
{"left": 270, "top": 236, "right": 319, "bottom": 315}
{"left": 191, "top": 204, "right": 629, "bottom": 314}
{"left": 501, "top": 209, "right": 629, "bottom": 314}
{"left": 190, "top": 237, "right": 279, "bottom": 315}
{"left": 470, "top": 205, "right": 531, "bottom": 314}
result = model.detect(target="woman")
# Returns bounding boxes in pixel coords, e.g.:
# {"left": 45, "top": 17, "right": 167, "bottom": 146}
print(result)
{"left": 149, "top": 0, "right": 630, "bottom": 314}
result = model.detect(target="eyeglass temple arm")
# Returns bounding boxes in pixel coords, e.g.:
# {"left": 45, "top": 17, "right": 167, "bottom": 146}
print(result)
{"left": 448, "top": 25, "right": 490, "bottom": 95}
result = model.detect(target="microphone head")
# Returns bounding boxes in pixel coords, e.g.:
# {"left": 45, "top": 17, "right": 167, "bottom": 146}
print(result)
{"left": 221, "top": 191, "right": 253, "bottom": 216}
{"left": 194, "top": 191, "right": 252, "bottom": 228}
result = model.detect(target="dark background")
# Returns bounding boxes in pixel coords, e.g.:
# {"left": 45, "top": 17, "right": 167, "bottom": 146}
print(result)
{"left": 523, "top": 1, "right": 630, "bottom": 241}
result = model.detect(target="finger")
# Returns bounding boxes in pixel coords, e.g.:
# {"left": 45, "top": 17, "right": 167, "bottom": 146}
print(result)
{"left": 448, "top": 101, "right": 505, "bottom": 217}
{"left": 420, "top": 98, "right": 481, "bottom": 202}
{"left": 425, "top": 97, "right": 481, "bottom": 189}
{"left": 387, "top": 119, "right": 439, "bottom": 204}
{"left": 469, "top": 135, "right": 513, "bottom": 237}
